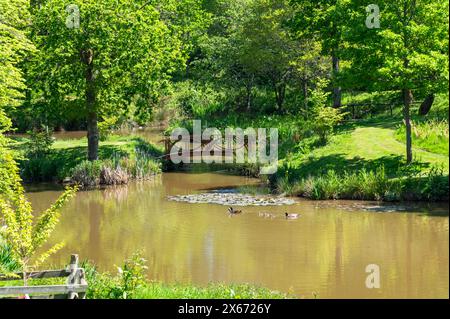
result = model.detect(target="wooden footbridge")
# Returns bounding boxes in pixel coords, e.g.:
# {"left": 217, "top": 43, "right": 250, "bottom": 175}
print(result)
{"left": 161, "top": 135, "right": 251, "bottom": 161}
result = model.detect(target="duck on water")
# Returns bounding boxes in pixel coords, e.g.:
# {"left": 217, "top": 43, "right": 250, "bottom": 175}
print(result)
{"left": 228, "top": 207, "right": 242, "bottom": 215}
{"left": 285, "top": 213, "right": 300, "bottom": 219}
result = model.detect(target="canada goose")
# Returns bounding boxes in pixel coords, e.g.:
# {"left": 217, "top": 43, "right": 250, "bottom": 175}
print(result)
{"left": 228, "top": 207, "right": 242, "bottom": 215}
{"left": 285, "top": 212, "right": 299, "bottom": 219}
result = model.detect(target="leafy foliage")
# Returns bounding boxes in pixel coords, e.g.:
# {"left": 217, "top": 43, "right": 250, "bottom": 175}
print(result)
{"left": 0, "top": 228, "right": 20, "bottom": 274}
{"left": 312, "top": 107, "right": 346, "bottom": 143}
{"left": 28, "top": 0, "right": 209, "bottom": 159}
{"left": 0, "top": 184, "right": 77, "bottom": 282}
{"left": 24, "top": 129, "right": 54, "bottom": 158}
{"left": 84, "top": 251, "right": 148, "bottom": 299}
{"left": 0, "top": 0, "right": 35, "bottom": 109}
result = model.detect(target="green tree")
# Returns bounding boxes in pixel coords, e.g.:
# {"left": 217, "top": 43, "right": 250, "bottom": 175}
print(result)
{"left": 0, "top": 111, "right": 20, "bottom": 198}
{"left": 342, "top": 0, "right": 449, "bottom": 163}
{"left": 239, "top": 0, "right": 299, "bottom": 110}
{"left": 290, "top": 0, "right": 350, "bottom": 108}
{"left": 31, "top": 0, "right": 207, "bottom": 160}
{"left": 0, "top": 0, "right": 35, "bottom": 196}
{"left": 0, "top": 0, "right": 35, "bottom": 110}
{"left": 195, "top": 0, "right": 308, "bottom": 111}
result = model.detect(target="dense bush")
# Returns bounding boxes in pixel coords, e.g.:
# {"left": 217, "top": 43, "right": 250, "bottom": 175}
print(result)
{"left": 71, "top": 150, "right": 160, "bottom": 188}
{"left": 311, "top": 107, "right": 347, "bottom": 143}
{"left": 167, "top": 81, "right": 225, "bottom": 119}
{"left": 71, "top": 160, "right": 103, "bottom": 187}
{"left": 84, "top": 252, "right": 148, "bottom": 299}
{"left": 19, "top": 157, "right": 62, "bottom": 183}
{"left": 401, "top": 167, "right": 449, "bottom": 201}
{"left": 19, "top": 129, "right": 58, "bottom": 182}
{"left": 24, "top": 129, "right": 54, "bottom": 158}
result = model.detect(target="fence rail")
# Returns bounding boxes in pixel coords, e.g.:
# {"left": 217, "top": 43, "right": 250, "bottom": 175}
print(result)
{"left": 0, "top": 254, "right": 88, "bottom": 299}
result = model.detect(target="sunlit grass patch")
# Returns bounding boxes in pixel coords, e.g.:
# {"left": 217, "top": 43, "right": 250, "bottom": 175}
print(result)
{"left": 134, "top": 282, "right": 287, "bottom": 299}
{"left": 395, "top": 119, "right": 449, "bottom": 156}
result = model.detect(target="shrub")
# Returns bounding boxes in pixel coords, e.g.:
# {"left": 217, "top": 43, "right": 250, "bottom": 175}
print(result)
{"left": 168, "top": 81, "right": 225, "bottom": 118}
{"left": 130, "top": 148, "right": 161, "bottom": 179}
{"left": 71, "top": 160, "right": 129, "bottom": 187}
{"left": 401, "top": 166, "right": 449, "bottom": 201}
{"left": 24, "top": 129, "right": 54, "bottom": 158}
{"left": 276, "top": 175, "right": 295, "bottom": 195}
{"left": 19, "top": 157, "right": 60, "bottom": 183}
{"left": 71, "top": 160, "right": 103, "bottom": 187}
{"left": 19, "top": 129, "right": 58, "bottom": 182}
{"left": 84, "top": 252, "right": 148, "bottom": 299}
{"left": 419, "top": 167, "right": 449, "bottom": 201}
{"left": 312, "top": 107, "right": 347, "bottom": 143}
{"left": 100, "top": 163, "right": 128, "bottom": 185}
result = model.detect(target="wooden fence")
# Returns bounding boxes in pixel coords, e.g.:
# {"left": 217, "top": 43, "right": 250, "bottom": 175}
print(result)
{"left": 0, "top": 254, "right": 88, "bottom": 299}
{"left": 342, "top": 101, "right": 422, "bottom": 119}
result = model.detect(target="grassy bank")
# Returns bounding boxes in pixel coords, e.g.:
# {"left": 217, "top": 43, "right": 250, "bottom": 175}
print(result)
{"left": 83, "top": 253, "right": 286, "bottom": 299}
{"left": 12, "top": 134, "right": 163, "bottom": 186}
{"left": 133, "top": 283, "right": 286, "bottom": 299}
{"left": 276, "top": 116, "right": 449, "bottom": 201}
{"left": 0, "top": 248, "right": 286, "bottom": 299}
{"left": 177, "top": 94, "right": 449, "bottom": 202}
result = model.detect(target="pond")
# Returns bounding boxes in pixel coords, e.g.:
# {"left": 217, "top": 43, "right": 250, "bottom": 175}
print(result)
{"left": 25, "top": 172, "right": 449, "bottom": 299}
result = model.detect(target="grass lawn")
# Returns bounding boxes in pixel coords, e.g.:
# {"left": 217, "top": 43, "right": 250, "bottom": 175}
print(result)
{"left": 281, "top": 116, "right": 449, "bottom": 178}
{"left": 277, "top": 110, "right": 449, "bottom": 201}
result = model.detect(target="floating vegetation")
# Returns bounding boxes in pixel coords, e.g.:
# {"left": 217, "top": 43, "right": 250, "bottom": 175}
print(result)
{"left": 167, "top": 190, "right": 296, "bottom": 207}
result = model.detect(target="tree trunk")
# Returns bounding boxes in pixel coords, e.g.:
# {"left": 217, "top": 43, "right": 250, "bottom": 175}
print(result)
{"left": 332, "top": 55, "right": 342, "bottom": 108}
{"left": 274, "top": 83, "right": 285, "bottom": 110}
{"left": 246, "top": 76, "right": 254, "bottom": 111}
{"left": 402, "top": 88, "right": 413, "bottom": 164}
{"left": 302, "top": 80, "right": 308, "bottom": 118}
{"left": 83, "top": 49, "right": 98, "bottom": 161}
{"left": 418, "top": 94, "right": 435, "bottom": 115}
{"left": 87, "top": 110, "right": 98, "bottom": 161}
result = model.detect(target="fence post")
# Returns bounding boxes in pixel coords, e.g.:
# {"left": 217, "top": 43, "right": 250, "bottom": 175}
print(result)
{"left": 78, "top": 268, "right": 87, "bottom": 299}
{"left": 67, "top": 254, "right": 79, "bottom": 299}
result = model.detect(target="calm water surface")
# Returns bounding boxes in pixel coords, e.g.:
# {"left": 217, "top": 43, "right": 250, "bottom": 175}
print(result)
{"left": 26, "top": 172, "right": 449, "bottom": 299}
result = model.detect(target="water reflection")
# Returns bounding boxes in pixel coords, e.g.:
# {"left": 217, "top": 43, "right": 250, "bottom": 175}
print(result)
{"left": 26, "top": 172, "right": 449, "bottom": 298}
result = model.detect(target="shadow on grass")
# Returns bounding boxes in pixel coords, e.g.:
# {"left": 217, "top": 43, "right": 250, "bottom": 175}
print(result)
{"left": 285, "top": 153, "right": 431, "bottom": 179}
{"left": 336, "top": 116, "right": 402, "bottom": 135}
